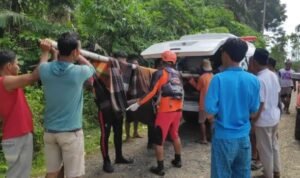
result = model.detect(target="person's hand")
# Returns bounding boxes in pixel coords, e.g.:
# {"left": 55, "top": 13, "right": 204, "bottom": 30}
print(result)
{"left": 250, "top": 121, "right": 255, "bottom": 133}
{"left": 126, "top": 103, "right": 140, "bottom": 111}
{"left": 39, "top": 39, "right": 52, "bottom": 52}
{"left": 132, "top": 64, "right": 137, "bottom": 69}
{"left": 39, "top": 39, "right": 52, "bottom": 63}
{"left": 75, "top": 55, "right": 93, "bottom": 67}
{"left": 251, "top": 114, "right": 259, "bottom": 123}
{"left": 76, "top": 55, "right": 87, "bottom": 63}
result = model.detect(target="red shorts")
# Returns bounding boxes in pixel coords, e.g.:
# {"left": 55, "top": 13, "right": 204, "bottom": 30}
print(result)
{"left": 155, "top": 111, "right": 182, "bottom": 144}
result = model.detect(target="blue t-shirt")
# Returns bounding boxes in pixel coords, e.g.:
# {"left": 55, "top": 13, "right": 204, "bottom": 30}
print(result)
{"left": 205, "top": 67, "right": 260, "bottom": 139}
{"left": 39, "top": 61, "right": 94, "bottom": 131}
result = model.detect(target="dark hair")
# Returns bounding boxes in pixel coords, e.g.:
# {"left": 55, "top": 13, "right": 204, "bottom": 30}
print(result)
{"left": 128, "top": 55, "right": 139, "bottom": 62}
{"left": 113, "top": 51, "right": 128, "bottom": 59}
{"left": 253, "top": 48, "right": 269, "bottom": 66}
{"left": 57, "top": 32, "right": 80, "bottom": 56}
{"left": 222, "top": 38, "right": 248, "bottom": 63}
{"left": 268, "top": 57, "right": 276, "bottom": 68}
{"left": 0, "top": 50, "right": 16, "bottom": 68}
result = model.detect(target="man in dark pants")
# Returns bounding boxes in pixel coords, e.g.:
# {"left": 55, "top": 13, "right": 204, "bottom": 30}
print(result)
{"left": 125, "top": 57, "right": 143, "bottom": 141}
{"left": 94, "top": 78, "right": 133, "bottom": 173}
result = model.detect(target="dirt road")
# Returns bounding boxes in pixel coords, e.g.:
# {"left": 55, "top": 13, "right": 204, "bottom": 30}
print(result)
{"left": 85, "top": 93, "right": 300, "bottom": 178}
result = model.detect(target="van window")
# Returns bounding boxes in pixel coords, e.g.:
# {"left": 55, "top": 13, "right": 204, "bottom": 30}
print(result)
{"left": 240, "top": 57, "right": 249, "bottom": 70}
{"left": 177, "top": 56, "right": 210, "bottom": 74}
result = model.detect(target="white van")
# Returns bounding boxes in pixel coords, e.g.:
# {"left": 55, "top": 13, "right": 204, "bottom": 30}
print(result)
{"left": 141, "top": 33, "right": 256, "bottom": 122}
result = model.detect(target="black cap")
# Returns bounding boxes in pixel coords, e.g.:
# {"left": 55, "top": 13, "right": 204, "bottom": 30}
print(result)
{"left": 253, "top": 48, "right": 269, "bottom": 65}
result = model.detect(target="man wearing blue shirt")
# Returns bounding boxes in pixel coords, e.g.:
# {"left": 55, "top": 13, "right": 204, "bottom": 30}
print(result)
{"left": 39, "top": 32, "right": 95, "bottom": 178}
{"left": 205, "top": 38, "right": 260, "bottom": 178}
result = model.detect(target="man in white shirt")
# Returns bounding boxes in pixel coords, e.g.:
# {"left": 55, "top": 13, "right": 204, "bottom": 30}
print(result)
{"left": 252, "top": 49, "right": 281, "bottom": 178}
{"left": 278, "top": 60, "right": 295, "bottom": 114}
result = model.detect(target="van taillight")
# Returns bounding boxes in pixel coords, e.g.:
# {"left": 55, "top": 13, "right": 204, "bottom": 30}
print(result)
{"left": 240, "top": 36, "right": 257, "bottom": 42}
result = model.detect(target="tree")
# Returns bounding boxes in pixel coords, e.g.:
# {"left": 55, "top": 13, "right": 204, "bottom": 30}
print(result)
{"left": 270, "top": 28, "right": 288, "bottom": 67}
{"left": 75, "top": 0, "right": 155, "bottom": 54}
{"left": 224, "top": 0, "right": 287, "bottom": 32}
{"left": 290, "top": 33, "right": 300, "bottom": 61}
{"left": 296, "top": 24, "right": 300, "bottom": 33}
{"left": 290, "top": 25, "right": 300, "bottom": 61}
{"left": 0, "top": 10, "right": 27, "bottom": 36}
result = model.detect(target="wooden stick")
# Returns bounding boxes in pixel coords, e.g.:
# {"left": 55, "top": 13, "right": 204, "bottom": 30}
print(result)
{"left": 44, "top": 39, "right": 157, "bottom": 72}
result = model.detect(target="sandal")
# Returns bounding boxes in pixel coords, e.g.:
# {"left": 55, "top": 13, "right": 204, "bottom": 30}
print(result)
{"left": 251, "top": 160, "right": 263, "bottom": 170}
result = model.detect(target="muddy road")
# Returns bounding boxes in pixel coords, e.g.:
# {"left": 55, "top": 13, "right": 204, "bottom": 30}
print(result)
{"left": 85, "top": 93, "right": 300, "bottom": 178}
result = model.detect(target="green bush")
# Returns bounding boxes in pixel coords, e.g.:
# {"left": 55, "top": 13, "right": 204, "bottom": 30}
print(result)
{"left": 25, "top": 86, "right": 45, "bottom": 161}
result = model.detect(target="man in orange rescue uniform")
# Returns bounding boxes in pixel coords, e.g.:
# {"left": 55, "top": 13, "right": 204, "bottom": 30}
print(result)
{"left": 127, "top": 50, "right": 184, "bottom": 176}
{"left": 189, "top": 59, "right": 213, "bottom": 144}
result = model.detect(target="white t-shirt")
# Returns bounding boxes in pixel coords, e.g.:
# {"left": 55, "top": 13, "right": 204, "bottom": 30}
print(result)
{"left": 278, "top": 68, "right": 295, "bottom": 87}
{"left": 255, "top": 68, "right": 281, "bottom": 127}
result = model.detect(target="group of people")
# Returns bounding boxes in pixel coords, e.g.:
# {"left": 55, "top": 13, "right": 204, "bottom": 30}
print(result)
{"left": 0, "top": 32, "right": 95, "bottom": 178}
{"left": 0, "top": 31, "right": 296, "bottom": 178}
{"left": 177, "top": 38, "right": 289, "bottom": 178}
{"left": 0, "top": 31, "right": 184, "bottom": 178}
{"left": 129, "top": 37, "right": 288, "bottom": 178}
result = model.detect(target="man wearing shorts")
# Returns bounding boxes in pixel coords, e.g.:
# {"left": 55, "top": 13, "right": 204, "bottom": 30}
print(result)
{"left": 39, "top": 32, "right": 94, "bottom": 178}
{"left": 128, "top": 50, "right": 184, "bottom": 176}
{"left": 189, "top": 59, "right": 213, "bottom": 144}
{"left": 0, "top": 41, "right": 52, "bottom": 178}
{"left": 278, "top": 60, "right": 295, "bottom": 114}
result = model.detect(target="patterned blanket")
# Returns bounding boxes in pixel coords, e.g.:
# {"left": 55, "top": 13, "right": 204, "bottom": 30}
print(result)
{"left": 92, "top": 59, "right": 156, "bottom": 112}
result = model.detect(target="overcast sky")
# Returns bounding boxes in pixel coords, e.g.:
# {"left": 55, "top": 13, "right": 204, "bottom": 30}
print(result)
{"left": 281, "top": 0, "right": 299, "bottom": 34}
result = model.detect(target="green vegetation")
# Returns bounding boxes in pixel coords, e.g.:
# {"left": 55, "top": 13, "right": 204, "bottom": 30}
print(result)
{"left": 0, "top": 0, "right": 289, "bottom": 176}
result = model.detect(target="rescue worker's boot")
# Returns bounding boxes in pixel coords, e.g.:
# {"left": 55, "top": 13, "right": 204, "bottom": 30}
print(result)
{"left": 115, "top": 156, "right": 134, "bottom": 164}
{"left": 103, "top": 158, "right": 114, "bottom": 173}
{"left": 115, "top": 144, "right": 134, "bottom": 164}
{"left": 171, "top": 154, "right": 182, "bottom": 168}
{"left": 150, "top": 160, "right": 165, "bottom": 176}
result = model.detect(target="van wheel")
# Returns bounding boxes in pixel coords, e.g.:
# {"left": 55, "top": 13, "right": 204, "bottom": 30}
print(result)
{"left": 183, "top": 111, "right": 199, "bottom": 124}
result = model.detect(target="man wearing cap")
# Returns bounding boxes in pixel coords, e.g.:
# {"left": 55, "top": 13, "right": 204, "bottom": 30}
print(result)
{"left": 252, "top": 48, "right": 281, "bottom": 178}
{"left": 278, "top": 60, "right": 295, "bottom": 114}
{"left": 189, "top": 59, "right": 213, "bottom": 144}
{"left": 127, "top": 50, "right": 184, "bottom": 176}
